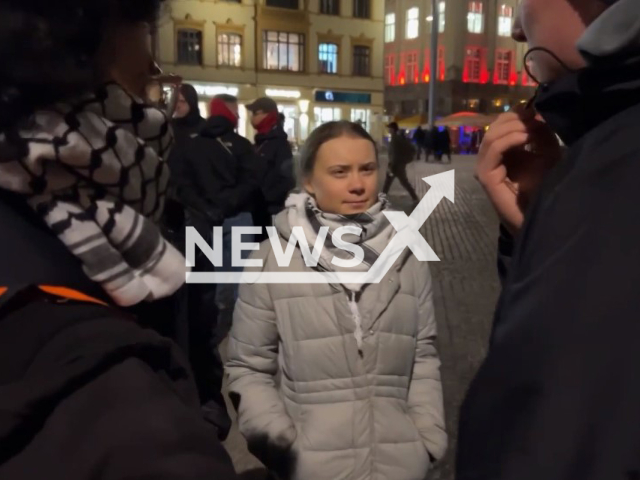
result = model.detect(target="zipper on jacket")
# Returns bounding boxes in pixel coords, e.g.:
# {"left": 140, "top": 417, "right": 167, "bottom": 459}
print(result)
{"left": 347, "top": 290, "right": 364, "bottom": 357}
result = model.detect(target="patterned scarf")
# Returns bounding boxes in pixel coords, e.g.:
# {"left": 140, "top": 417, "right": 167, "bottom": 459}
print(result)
{"left": 284, "top": 192, "right": 397, "bottom": 292}
{"left": 0, "top": 82, "right": 185, "bottom": 306}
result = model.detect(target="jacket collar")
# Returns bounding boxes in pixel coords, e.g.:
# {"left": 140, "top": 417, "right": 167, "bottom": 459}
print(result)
{"left": 534, "top": 58, "right": 640, "bottom": 146}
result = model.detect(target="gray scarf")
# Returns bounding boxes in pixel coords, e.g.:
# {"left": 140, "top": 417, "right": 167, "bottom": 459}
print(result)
{"left": 0, "top": 82, "right": 185, "bottom": 306}
{"left": 284, "top": 192, "right": 396, "bottom": 292}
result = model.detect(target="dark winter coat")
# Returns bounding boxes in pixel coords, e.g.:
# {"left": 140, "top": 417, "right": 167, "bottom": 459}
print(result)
{"left": 180, "top": 116, "right": 264, "bottom": 223}
{"left": 456, "top": 31, "right": 640, "bottom": 480}
{"left": 253, "top": 126, "right": 295, "bottom": 228}
{"left": 0, "top": 189, "right": 231, "bottom": 442}
{"left": 0, "top": 298, "right": 237, "bottom": 480}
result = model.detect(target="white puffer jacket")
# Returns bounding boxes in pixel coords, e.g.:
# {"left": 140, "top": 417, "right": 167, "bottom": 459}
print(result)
{"left": 227, "top": 209, "right": 447, "bottom": 480}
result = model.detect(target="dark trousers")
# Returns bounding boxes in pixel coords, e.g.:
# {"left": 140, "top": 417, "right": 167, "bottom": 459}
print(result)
{"left": 382, "top": 165, "right": 419, "bottom": 201}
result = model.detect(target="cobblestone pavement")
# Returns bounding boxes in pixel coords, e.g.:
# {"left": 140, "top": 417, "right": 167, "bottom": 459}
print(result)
{"left": 221, "top": 155, "right": 501, "bottom": 480}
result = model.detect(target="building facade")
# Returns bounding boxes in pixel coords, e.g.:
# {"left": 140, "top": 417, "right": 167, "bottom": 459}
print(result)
{"left": 383, "top": 0, "right": 537, "bottom": 123}
{"left": 155, "top": 0, "right": 385, "bottom": 144}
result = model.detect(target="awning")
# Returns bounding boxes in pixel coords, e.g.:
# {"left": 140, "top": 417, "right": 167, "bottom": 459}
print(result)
{"left": 431, "top": 112, "right": 496, "bottom": 128}
{"left": 394, "top": 114, "right": 427, "bottom": 129}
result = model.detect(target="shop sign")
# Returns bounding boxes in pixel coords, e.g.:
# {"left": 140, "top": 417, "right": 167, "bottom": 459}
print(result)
{"left": 315, "top": 90, "right": 371, "bottom": 104}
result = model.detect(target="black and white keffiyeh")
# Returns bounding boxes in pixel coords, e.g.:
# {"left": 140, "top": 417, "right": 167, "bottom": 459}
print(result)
{"left": 0, "top": 82, "right": 185, "bottom": 306}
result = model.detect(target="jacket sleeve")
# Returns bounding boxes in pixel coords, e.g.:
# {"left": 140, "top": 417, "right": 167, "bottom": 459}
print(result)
{"left": 388, "top": 136, "right": 399, "bottom": 167}
{"left": 8, "top": 312, "right": 238, "bottom": 480}
{"left": 221, "top": 140, "right": 265, "bottom": 216}
{"left": 407, "top": 260, "right": 447, "bottom": 461}
{"left": 180, "top": 142, "right": 223, "bottom": 217}
{"left": 262, "top": 140, "right": 295, "bottom": 207}
{"left": 226, "top": 253, "right": 296, "bottom": 449}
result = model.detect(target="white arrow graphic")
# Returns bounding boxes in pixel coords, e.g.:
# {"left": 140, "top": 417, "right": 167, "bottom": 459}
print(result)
{"left": 187, "top": 170, "right": 454, "bottom": 284}
{"left": 359, "top": 169, "right": 455, "bottom": 284}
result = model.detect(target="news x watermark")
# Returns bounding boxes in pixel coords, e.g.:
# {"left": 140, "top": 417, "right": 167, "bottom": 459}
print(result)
{"left": 185, "top": 170, "right": 454, "bottom": 284}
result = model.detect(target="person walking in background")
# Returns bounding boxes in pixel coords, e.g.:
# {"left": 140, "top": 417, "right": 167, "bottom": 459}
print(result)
{"left": 0, "top": 0, "right": 237, "bottom": 477}
{"left": 180, "top": 93, "right": 264, "bottom": 343}
{"left": 413, "top": 125, "right": 426, "bottom": 160}
{"left": 422, "top": 126, "right": 434, "bottom": 162}
{"left": 227, "top": 121, "right": 447, "bottom": 480}
{"left": 436, "top": 127, "right": 452, "bottom": 163}
{"left": 382, "top": 122, "right": 420, "bottom": 202}
{"left": 247, "top": 97, "right": 296, "bottom": 241}
{"left": 457, "top": 0, "right": 640, "bottom": 479}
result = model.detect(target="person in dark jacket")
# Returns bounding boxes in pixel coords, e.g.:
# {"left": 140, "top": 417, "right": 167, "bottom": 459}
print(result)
{"left": 457, "top": 1, "right": 640, "bottom": 480}
{"left": 0, "top": 0, "right": 236, "bottom": 477}
{"left": 382, "top": 122, "right": 420, "bottom": 202}
{"left": 434, "top": 127, "right": 452, "bottom": 163}
{"left": 171, "top": 83, "right": 206, "bottom": 149}
{"left": 413, "top": 125, "right": 426, "bottom": 160}
{"left": 181, "top": 93, "right": 264, "bottom": 343}
{"left": 247, "top": 97, "right": 295, "bottom": 240}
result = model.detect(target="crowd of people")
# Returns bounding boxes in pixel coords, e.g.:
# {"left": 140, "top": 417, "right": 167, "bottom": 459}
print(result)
{"left": 0, "top": 0, "right": 639, "bottom": 479}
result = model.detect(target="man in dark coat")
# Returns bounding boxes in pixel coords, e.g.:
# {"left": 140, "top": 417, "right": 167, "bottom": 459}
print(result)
{"left": 382, "top": 122, "right": 420, "bottom": 202}
{"left": 181, "top": 94, "right": 264, "bottom": 342}
{"left": 0, "top": 189, "right": 237, "bottom": 480}
{"left": 246, "top": 97, "right": 295, "bottom": 240}
{"left": 413, "top": 125, "right": 426, "bottom": 160}
{"left": 457, "top": 1, "right": 640, "bottom": 479}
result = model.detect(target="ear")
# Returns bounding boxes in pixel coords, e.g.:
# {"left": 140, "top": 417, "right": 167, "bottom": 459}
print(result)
{"left": 302, "top": 173, "right": 316, "bottom": 195}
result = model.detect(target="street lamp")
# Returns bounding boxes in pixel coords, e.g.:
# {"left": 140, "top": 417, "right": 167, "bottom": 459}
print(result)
{"left": 428, "top": 0, "right": 439, "bottom": 129}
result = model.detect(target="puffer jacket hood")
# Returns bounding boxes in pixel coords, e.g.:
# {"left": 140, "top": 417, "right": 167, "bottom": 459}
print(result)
{"left": 577, "top": 0, "right": 640, "bottom": 65}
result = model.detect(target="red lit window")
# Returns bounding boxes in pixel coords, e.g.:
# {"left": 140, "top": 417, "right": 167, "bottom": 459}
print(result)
{"left": 464, "top": 47, "right": 482, "bottom": 82}
{"left": 385, "top": 54, "right": 396, "bottom": 85}
{"left": 423, "top": 46, "right": 445, "bottom": 82}
{"left": 494, "top": 49, "right": 513, "bottom": 84}
{"left": 404, "top": 51, "right": 419, "bottom": 83}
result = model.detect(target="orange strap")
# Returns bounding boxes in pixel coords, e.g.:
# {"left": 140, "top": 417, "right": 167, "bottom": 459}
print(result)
{"left": 0, "top": 285, "right": 107, "bottom": 307}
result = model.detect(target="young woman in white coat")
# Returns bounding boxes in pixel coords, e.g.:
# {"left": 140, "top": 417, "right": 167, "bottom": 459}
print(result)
{"left": 227, "top": 121, "right": 447, "bottom": 480}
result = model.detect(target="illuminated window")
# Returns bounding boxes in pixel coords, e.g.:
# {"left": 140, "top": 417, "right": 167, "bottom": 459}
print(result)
{"left": 427, "top": 1, "right": 446, "bottom": 33}
{"left": 494, "top": 50, "right": 513, "bottom": 84}
{"left": 318, "top": 43, "right": 338, "bottom": 74}
{"left": 465, "top": 47, "right": 482, "bottom": 82}
{"left": 467, "top": 1, "right": 484, "bottom": 34}
{"left": 423, "top": 46, "right": 445, "bottom": 82}
{"left": 498, "top": 5, "right": 514, "bottom": 37}
{"left": 385, "top": 13, "right": 396, "bottom": 42}
{"left": 495, "top": 49, "right": 513, "bottom": 84}
{"left": 351, "top": 109, "right": 371, "bottom": 131}
{"left": 406, "top": 7, "right": 419, "bottom": 39}
{"left": 405, "top": 51, "right": 419, "bottom": 83}
{"left": 263, "top": 30, "right": 305, "bottom": 72}
{"left": 438, "top": 1, "right": 446, "bottom": 32}
{"left": 385, "top": 54, "right": 396, "bottom": 85}
{"left": 217, "top": 33, "right": 242, "bottom": 67}
{"left": 314, "top": 107, "right": 341, "bottom": 126}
